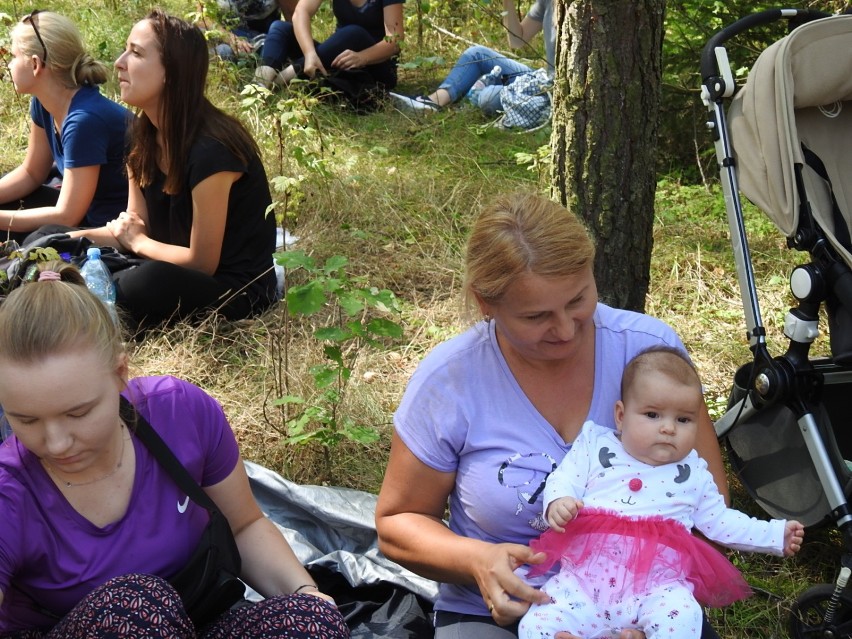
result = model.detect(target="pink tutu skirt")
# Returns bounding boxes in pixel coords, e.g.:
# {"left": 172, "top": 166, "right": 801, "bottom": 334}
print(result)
{"left": 528, "top": 508, "right": 751, "bottom": 607}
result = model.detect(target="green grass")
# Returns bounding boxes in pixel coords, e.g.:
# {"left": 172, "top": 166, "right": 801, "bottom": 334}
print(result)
{"left": 0, "top": 2, "right": 847, "bottom": 636}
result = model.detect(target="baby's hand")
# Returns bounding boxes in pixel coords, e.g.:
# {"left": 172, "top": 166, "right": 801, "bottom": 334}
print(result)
{"left": 546, "top": 497, "right": 584, "bottom": 533}
{"left": 783, "top": 520, "right": 805, "bottom": 556}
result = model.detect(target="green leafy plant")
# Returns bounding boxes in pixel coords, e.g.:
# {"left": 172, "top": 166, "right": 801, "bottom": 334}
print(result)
{"left": 514, "top": 142, "right": 551, "bottom": 185}
{"left": 241, "top": 83, "right": 334, "bottom": 229}
{"left": 269, "top": 249, "right": 403, "bottom": 459}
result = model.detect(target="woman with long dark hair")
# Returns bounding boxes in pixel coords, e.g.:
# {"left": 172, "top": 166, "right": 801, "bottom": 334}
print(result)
{"left": 74, "top": 10, "right": 277, "bottom": 329}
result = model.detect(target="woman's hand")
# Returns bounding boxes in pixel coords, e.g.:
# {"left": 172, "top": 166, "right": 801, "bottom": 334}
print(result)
{"left": 302, "top": 51, "right": 327, "bottom": 78}
{"left": 475, "top": 542, "right": 550, "bottom": 626}
{"left": 231, "top": 35, "right": 253, "bottom": 54}
{"left": 331, "top": 49, "right": 365, "bottom": 71}
{"left": 106, "top": 211, "right": 147, "bottom": 252}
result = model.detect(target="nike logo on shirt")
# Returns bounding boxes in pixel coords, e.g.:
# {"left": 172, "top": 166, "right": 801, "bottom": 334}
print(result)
{"left": 177, "top": 496, "right": 190, "bottom": 513}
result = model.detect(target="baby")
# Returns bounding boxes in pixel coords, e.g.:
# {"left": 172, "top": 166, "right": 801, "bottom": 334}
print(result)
{"left": 518, "top": 346, "right": 804, "bottom": 638}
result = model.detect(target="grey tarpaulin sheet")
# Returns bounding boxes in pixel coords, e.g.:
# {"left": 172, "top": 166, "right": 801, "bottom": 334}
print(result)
{"left": 244, "top": 461, "right": 439, "bottom": 603}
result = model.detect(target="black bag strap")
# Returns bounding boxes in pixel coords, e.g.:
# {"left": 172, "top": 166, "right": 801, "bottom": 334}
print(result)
{"left": 120, "top": 396, "right": 219, "bottom": 514}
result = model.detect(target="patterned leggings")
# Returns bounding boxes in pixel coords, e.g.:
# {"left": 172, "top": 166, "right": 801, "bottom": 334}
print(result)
{"left": 3, "top": 574, "right": 350, "bottom": 639}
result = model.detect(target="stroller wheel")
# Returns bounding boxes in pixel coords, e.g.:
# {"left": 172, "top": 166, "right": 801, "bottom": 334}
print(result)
{"left": 789, "top": 583, "right": 852, "bottom": 638}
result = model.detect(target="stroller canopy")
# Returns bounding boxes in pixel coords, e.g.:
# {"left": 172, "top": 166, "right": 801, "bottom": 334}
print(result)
{"left": 728, "top": 14, "right": 852, "bottom": 269}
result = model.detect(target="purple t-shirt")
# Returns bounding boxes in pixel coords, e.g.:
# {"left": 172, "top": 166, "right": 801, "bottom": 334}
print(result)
{"left": 394, "top": 303, "right": 688, "bottom": 616}
{"left": 0, "top": 375, "right": 240, "bottom": 632}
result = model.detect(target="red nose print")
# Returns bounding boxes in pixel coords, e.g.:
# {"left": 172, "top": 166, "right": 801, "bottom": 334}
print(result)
{"left": 629, "top": 478, "right": 642, "bottom": 492}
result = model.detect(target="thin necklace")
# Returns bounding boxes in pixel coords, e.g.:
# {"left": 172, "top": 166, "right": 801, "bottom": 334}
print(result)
{"left": 43, "top": 424, "right": 126, "bottom": 488}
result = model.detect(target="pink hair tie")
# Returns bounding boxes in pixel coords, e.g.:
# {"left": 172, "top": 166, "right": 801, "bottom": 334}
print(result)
{"left": 37, "top": 270, "right": 62, "bottom": 282}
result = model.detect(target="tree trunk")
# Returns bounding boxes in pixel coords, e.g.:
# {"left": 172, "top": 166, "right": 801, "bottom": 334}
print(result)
{"left": 550, "top": 0, "right": 665, "bottom": 312}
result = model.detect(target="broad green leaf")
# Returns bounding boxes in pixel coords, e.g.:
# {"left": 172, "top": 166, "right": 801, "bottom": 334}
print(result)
{"left": 323, "top": 345, "right": 345, "bottom": 367}
{"left": 366, "top": 317, "right": 404, "bottom": 338}
{"left": 311, "top": 365, "right": 338, "bottom": 388}
{"left": 346, "top": 320, "right": 367, "bottom": 338}
{"left": 338, "top": 291, "right": 365, "bottom": 316}
{"left": 286, "top": 280, "right": 326, "bottom": 315}
{"left": 323, "top": 255, "right": 349, "bottom": 274}
{"left": 274, "top": 250, "right": 315, "bottom": 269}
{"left": 284, "top": 431, "right": 319, "bottom": 445}
{"left": 323, "top": 277, "right": 344, "bottom": 295}
{"left": 342, "top": 423, "right": 380, "bottom": 445}
{"left": 315, "top": 326, "right": 351, "bottom": 342}
{"left": 285, "top": 411, "right": 313, "bottom": 433}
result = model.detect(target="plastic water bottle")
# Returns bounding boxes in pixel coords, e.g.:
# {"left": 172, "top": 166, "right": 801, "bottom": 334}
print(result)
{"left": 80, "top": 247, "right": 118, "bottom": 323}
{"left": 466, "top": 65, "right": 503, "bottom": 107}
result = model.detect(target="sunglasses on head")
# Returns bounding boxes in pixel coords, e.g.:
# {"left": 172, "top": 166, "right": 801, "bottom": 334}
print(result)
{"left": 23, "top": 10, "right": 47, "bottom": 63}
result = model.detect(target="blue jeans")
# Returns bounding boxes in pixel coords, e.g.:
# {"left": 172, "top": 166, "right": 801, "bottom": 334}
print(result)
{"left": 215, "top": 11, "right": 280, "bottom": 61}
{"left": 438, "top": 45, "right": 534, "bottom": 115}
{"left": 261, "top": 21, "right": 397, "bottom": 88}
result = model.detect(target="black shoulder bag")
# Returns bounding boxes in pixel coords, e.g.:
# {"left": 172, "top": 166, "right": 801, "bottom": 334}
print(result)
{"left": 121, "top": 398, "right": 246, "bottom": 627}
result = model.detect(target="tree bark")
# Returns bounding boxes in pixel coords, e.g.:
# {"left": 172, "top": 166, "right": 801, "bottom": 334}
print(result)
{"left": 550, "top": 0, "right": 665, "bottom": 312}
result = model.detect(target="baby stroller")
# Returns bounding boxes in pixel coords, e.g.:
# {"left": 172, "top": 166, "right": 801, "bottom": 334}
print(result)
{"left": 701, "top": 8, "right": 852, "bottom": 637}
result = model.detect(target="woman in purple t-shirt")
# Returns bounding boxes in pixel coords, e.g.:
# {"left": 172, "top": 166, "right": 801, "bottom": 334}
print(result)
{"left": 0, "top": 263, "right": 348, "bottom": 637}
{"left": 375, "top": 193, "right": 728, "bottom": 639}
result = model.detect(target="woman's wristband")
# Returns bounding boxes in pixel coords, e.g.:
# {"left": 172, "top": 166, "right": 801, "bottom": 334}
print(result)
{"left": 293, "top": 583, "right": 319, "bottom": 594}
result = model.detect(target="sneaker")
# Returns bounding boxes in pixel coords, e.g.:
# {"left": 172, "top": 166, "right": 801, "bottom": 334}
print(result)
{"left": 389, "top": 92, "right": 440, "bottom": 113}
{"left": 253, "top": 65, "right": 278, "bottom": 89}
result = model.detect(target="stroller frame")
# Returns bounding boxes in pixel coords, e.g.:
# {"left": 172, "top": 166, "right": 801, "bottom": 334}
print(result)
{"left": 701, "top": 8, "right": 852, "bottom": 637}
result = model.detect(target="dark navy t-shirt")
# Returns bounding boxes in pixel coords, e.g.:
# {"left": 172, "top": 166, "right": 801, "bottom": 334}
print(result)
{"left": 333, "top": 0, "right": 404, "bottom": 43}
{"left": 30, "top": 86, "right": 130, "bottom": 227}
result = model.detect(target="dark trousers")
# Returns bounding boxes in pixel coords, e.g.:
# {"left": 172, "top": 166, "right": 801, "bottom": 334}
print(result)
{"left": 261, "top": 21, "right": 397, "bottom": 88}
{"left": 15, "top": 225, "right": 275, "bottom": 331}
{"left": 0, "top": 573, "right": 349, "bottom": 638}
{"left": 113, "top": 260, "right": 272, "bottom": 330}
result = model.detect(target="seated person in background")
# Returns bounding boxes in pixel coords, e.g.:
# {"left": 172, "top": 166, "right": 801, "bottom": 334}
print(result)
{"left": 253, "top": 0, "right": 404, "bottom": 91}
{"left": 518, "top": 346, "right": 805, "bottom": 639}
{"left": 0, "top": 261, "right": 348, "bottom": 638}
{"left": 0, "top": 11, "right": 130, "bottom": 243}
{"left": 72, "top": 10, "right": 278, "bottom": 330}
{"left": 198, "top": 0, "right": 298, "bottom": 61}
{"left": 390, "top": 0, "right": 553, "bottom": 115}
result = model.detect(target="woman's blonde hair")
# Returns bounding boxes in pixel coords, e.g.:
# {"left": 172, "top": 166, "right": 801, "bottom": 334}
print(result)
{"left": 463, "top": 192, "right": 596, "bottom": 314}
{"left": 0, "top": 261, "right": 124, "bottom": 368}
{"left": 12, "top": 12, "right": 109, "bottom": 89}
